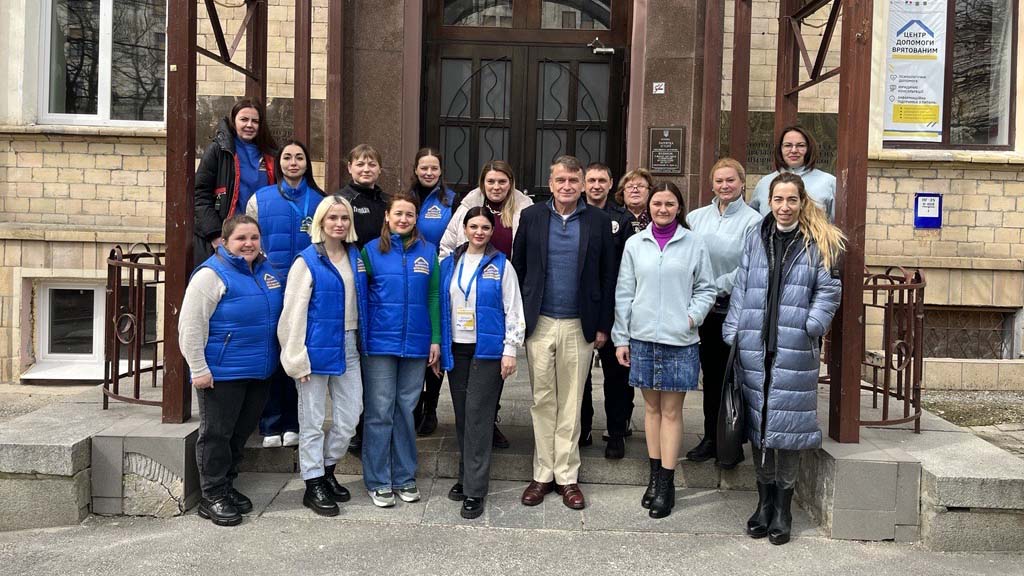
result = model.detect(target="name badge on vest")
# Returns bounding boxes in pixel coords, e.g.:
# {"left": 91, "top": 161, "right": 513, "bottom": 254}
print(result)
{"left": 481, "top": 263, "right": 501, "bottom": 280}
{"left": 424, "top": 205, "right": 443, "bottom": 219}
{"left": 299, "top": 216, "right": 313, "bottom": 233}
{"left": 264, "top": 273, "right": 281, "bottom": 289}
{"left": 455, "top": 306, "right": 475, "bottom": 331}
{"left": 413, "top": 256, "right": 430, "bottom": 275}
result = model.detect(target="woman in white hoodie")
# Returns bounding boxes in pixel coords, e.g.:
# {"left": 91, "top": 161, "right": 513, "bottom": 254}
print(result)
{"left": 613, "top": 182, "right": 716, "bottom": 520}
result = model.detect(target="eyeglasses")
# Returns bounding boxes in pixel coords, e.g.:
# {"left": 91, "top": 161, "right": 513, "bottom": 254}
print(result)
{"left": 781, "top": 143, "right": 808, "bottom": 151}
{"left": 625, "top": 183, "right": 649, "bottom": 191}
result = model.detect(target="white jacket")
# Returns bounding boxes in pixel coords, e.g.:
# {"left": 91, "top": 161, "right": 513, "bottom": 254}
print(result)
{"left": 438, "top": 187, "right": 534, "bottom": 259}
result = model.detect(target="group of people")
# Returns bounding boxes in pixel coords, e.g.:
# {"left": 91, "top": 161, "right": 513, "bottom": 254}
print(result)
{"left": 181, "top": 99, "right": 844, "bottom": 547}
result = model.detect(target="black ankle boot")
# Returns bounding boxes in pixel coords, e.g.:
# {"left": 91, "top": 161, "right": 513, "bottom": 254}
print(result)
{"left": 685, "top": 437, "right": 715, "bottom": 462}
{"left": 323, "top": 464, "right": 351, "bottom": 502}
{"left": 746, "top": 481, "right": 774, "bottom": 538}
{"left": 303, "top": 477, "right": 340, "bottom": 517}
{"left": 641, "top": 458, "right": 661, "bottom": 509}
{"left": 768, "top": 484, "right": 794, "bottom": 545}
{"left": 649, "top": 467, "right": 676, "bottom": 519}
{"left": 198, "top": 495, "right": 242, "bottom": 526}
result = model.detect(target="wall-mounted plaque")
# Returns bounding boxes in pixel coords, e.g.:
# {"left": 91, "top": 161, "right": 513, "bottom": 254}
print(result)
{"left": 649, "top": 127, "right": 685, "bottom": 175}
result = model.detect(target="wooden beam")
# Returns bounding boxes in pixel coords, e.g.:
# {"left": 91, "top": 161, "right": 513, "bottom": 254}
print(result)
{"left": 828, "top": 0, "right": 873, "bottom": 443}
{"left": 783, "top": 66, "right": 841, "bottom": 96}
{"left": 326, "top": 0, "right": 345, "bottom": 192}
{"left": 774, "top": 2, "right": 801, "bottom": 138}
{"left": 196, "top": 46, "right": 257, "bottom": 80}
{"left": 293, "top": 0, "right": 312, "bottom": 144}
{"left": 162, "top": 0, "right": 197, "bottom": 423}
{"left": 729, "top": 0, "right": 752, "bottom": 167}
{"left": 698, "top": 0, "right": 725, "bottom": 206}
{"left": 230, "top": 1, "right": 256, "bottom": 59}
{"left": 245, "top": 0, "right": 267, "bottom": 103}
{"left": 203, "top": 0, "right": 231, "bottom": 61}
{"left": 812, "top": 0, "right": 843, "bottom": 80}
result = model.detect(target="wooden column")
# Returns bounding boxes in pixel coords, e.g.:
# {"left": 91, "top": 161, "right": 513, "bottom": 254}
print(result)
{"left": 245, "top": 0, "right": 268, "bottom": 103}
{"left": 325, "top": 0, "right": 345, "bottom": 192}
{"left": 773, "top": 0, "right": 801, "bottom": 137}
{"left": 828, "top": 0, "right": 872, "bottom": 443}
{"left": 729, "top": 0, "right": 752, "bottom": 166}
{"left": 293, "top": 0, "right": 312, "bottom": 144}
{"left": 162, "top": 0, "right": 198, "bottom": 423}
{"left": 698, "top": 0, "right": 725, "bottom": 206}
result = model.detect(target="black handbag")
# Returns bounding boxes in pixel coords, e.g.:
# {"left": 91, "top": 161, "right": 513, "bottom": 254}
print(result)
{"left": 716, "top": 342, "right": 746, "bottom": 469}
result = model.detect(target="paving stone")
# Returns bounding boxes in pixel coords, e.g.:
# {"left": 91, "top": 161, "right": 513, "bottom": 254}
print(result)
{"left": 830, "top": 509, "right": 897, "bottom": 541}
{"left": 833, "top": 460, "right": 898, "bottom": 511}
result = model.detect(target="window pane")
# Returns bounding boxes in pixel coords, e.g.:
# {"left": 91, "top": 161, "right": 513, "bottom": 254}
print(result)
{"left": 111, "top": 0, "right": 166, "bottom": 121}
{"left": 441, "top": 126, "right": 471, "bottom": 185}
{"left": 444, "top": 0, "right": 513, "bottom": 27}
{"left": 479, "top": 60, "right": 511, "bottom": 120}
{"left": 575, "top": 129, "right": 606, "bottom": 168}
{"left": 537, "top": 62, "right": 570, "bottom": 121}
{"left": 50, "top": 289, "right": 94, "bottom": 355}
{"left": 576, "top": 62, "right": 609, "bottom": 122}
{"left": 441, "top": 59, "right": 472, "bottom": 119}
{"left": 535, "top": 129, "right": 568, "bottom": 184}
{"left": 49, "top": 0, "right": 101, "bottom": 115}
{"left": 950, "top": 0, "right": 1013, "bottom": 145}
{"left": 542, "top": 0, "right": 611, "bottom": 30}
{"left": 479, "top": 127, "right": 510, "bottom": 165}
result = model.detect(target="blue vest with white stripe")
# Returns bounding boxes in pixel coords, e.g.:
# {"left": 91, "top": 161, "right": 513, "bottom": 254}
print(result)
{"left": 363, "top": 235, "right": 437, "bottom": 358}
{"left": 255, "top": 179, "right": 321, "bottom": 286}
{"left": 417, "top": 186, "right": 455, "bottom": 246}
{"left": 297, "top": 243, "right": 369, "bottom": 375}
{"left": 196, "top": 247, "right": 284, "bottom": 381}
{"left": 440, "top": 247, "right": 507, "bottom": 371}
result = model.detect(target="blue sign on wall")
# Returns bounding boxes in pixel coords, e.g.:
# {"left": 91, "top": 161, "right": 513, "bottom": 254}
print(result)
{"left": 914, "top": 193, "right": 942, "bottom": 229}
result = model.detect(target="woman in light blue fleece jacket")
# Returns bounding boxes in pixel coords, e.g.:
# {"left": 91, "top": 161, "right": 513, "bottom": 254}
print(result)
{"left": 749, "top": 125, "right": 835, "bottom": 222}
{"left": 612, "top": 182, "right": 716, "bottom": 519}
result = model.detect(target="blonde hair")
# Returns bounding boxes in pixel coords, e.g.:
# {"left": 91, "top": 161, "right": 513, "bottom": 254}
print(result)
{"left": 709, "top": 157, "right": 746, "bottom": 186}
{"left": 614, "top": 168, "right": 654, "bottom": 206}
{"left": 770, "top": 172, "right": 845, "bottom": 270}
{"left": 478, "top": 160, "right": 517, "bottom": 228}
{"left": 309, "top": 195, "right": 359, "bottom": 245}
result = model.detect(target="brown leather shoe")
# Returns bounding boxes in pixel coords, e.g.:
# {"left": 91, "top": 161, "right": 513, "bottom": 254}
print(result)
{"left": 555, "top": 483, "right": 586, "bottom": 510}
{"left": 521, "top": 481, "right": 554, "bottom": 506}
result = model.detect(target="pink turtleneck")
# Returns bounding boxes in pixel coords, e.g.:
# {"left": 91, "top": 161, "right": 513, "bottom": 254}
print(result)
{"left": 652, "top": 220, "right": 678, "bottom": 250}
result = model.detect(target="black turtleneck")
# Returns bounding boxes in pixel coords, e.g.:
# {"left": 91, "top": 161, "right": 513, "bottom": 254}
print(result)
{"left": 765, "top": 225, "right": 801, "bottom": 353}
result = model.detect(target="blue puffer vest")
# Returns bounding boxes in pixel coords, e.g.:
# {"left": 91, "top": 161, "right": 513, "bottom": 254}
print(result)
{"left": 722, "top": 218, "right": 842, "bottom": 451}
{"left": 196, "top": 247, "right": 284, "bottom": 381}
{"left": 255, "top": 179, "right": 321, "bottom": 286}
{"left": 439, "top": 245, "right": 507, "bottom": 371}
{"left": 418, "top": 186, "right": 456, "bottom": 246}
{"left": 297, "top": 243, "right": 369, "bottom": 375}
{"left": 363, "top": 234, "right": 437, "bottom": 358}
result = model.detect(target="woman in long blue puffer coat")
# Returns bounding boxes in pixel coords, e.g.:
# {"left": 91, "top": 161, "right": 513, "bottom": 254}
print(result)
{"left": 723, "top": 171, "right": 844, "bottom": 546}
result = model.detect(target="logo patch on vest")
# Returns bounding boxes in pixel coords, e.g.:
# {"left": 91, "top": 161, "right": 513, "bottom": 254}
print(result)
{"left": 356, "top": 258, "right": 366, "bottom": 273}
{"left": 412, "top": 256, "right": 430, "bottom": 275}
{"left": 264, "top": 273, "right": 281, "bottom": 289}
{"left": 481, "top": 264, "right": 501, "bottom": 280}
{"left": 424, "top": 205, "right": 443, "bottom": 219}
{"left": 352, "top": 206, "right": 370, "bottom": 214}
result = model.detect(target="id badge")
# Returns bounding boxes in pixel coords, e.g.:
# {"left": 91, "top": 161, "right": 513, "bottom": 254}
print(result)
{"left": 455, "top": 306, "right": 475, "bottom": 331}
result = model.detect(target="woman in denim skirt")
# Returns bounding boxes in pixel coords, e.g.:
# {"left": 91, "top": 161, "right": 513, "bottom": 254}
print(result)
{"left": 612, "top": 182, "right": 717, "bottom": 518}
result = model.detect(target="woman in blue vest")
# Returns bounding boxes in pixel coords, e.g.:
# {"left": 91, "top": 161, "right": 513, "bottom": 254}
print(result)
{"left": 439, "top": 207, "right": 525, "bottom": 519}
{"left": 411, "top": 147, "right": 458, "bottom": 437}
{"left": 247, "top": 139, "right": 325, "bottom": 449}
{"left": 279, "top": 195, "right": 368, "bottom": 517}
{"left": 360, "top": 191, "right": 442, "bottom": 507}
{"left": 179, "top": 215, "right": 284, "bottom": 527}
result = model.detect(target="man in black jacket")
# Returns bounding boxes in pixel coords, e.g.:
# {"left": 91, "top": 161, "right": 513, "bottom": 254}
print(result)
{"left": 513, "top": 155, "right": 615, "bottom": 511}
{"left": 580, "top": 163, "right": 634, "bottom": 460}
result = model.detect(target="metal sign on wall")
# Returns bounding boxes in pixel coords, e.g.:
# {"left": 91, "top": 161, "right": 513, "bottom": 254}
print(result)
{"left": 649, "top": 127, "right": 685, "bottom": 174}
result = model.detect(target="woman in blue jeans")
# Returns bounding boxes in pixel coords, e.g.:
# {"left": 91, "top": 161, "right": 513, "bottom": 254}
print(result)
{"left": 360, "top": 191, "right": 441, "bottom": 507}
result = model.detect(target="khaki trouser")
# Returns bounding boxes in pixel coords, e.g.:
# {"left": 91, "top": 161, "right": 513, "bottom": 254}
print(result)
{"left": 526, "top": 315, "right": 592, "bottom": 485}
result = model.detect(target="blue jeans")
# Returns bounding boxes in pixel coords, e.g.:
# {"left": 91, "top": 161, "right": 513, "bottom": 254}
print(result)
{"left": 259, "top": 366, "right": 299, "bottom": 436}
{"left": 360, "top": 354, "right": 426, "bottom": 491}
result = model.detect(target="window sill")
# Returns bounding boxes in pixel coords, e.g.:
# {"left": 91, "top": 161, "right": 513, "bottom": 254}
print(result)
{"left": 0, "top": 222, "right": 164, "bottom": 245}
{"left": 20, "top": 359, "right": 153, "bottom": 383}
{"left": 869, "top": 148, "right": 1024, "bottom": 165}
{"left": 0, "top": 124, "right": 167, "bottom": 139}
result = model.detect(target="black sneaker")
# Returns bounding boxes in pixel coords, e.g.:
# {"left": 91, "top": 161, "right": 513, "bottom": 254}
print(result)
{"left": 227, "top": 486, "right": 253, "bottom": 514}
{"left": 461, "top": 497, "right": 485, "bottom": 519}
{"left": 686, "top": 437, "right": 715, "bottom": 463}
{"left": 448, "top": 482, "right": 466, "bottom": 501}
{"left": 198, "top": 495, "right": 242, "bottom": 526}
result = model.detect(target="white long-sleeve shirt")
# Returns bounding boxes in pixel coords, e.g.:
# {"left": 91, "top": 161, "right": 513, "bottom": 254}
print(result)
{"left": 446, "top": 252, "right": 526, "bottom": 356}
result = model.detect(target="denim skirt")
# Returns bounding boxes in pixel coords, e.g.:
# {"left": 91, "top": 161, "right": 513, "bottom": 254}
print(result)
{"left": 628, "top": 339, "right": 700, "bottom": 392}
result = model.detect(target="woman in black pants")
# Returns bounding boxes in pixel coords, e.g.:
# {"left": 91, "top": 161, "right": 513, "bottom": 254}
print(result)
{"left": 438, "top": 207, "right": 525, "bottom": 518}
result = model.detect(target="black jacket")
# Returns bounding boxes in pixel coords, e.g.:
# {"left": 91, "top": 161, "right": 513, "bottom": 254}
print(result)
{"left": 512, "top": 199, "right": 616, "bottom": 343}
{"left": 336, "top": 182, "right": 387, "bottom": 249}
{"left": 193, "top": 118, "right": 275, "bottom": 267}
{"left": 598, "top": 199, "right": 633, "bottom": 261}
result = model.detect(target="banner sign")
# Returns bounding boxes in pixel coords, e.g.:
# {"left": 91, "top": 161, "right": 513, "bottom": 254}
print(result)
{"left": 883, "top": 0, "right": 947, "bottom": 143}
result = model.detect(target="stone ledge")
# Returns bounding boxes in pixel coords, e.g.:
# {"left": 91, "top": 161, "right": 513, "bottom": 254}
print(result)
{"left": 0, "top": 469, "right": 90, "bottom": 531}
{"left": 0, "top": 124, "right": 167, "bottom": 139}
{"left": 869, "top": 149, "right": 1024, "bottom": 165}
{"left": 0, "top": 223, "right": 165, "bottom": 245}
{"left": 865, "top": 255, "right": 1024, "bottom": 271}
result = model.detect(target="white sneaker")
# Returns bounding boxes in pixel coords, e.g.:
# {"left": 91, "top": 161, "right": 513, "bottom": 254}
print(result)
{"left": 368, "top": 488, "right": 396, "bottom": 508}
{"left": 397, "top": 485, "right": 421, "bottom": 503}
{"left": 282, "top": 431, "right": 300, "bottom": 447}
{"left": 262, "top": 435, "right": 282, "bottom": 448}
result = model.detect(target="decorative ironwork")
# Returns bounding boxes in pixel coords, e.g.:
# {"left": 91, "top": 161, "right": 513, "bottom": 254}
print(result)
{"left": 922, "top": 307, "right": 1012, "bottom": 359}
{"left": 440, "top": 58, "right": 512, "bottom": 187}
{"left": 103, "top": 245, "right": 165, "bottom": 409}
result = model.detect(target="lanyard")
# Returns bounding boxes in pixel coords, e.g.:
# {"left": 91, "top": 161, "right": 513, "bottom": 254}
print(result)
{"left": 278, "top": 182, "right": 311, "bottom": 221}
{"left": 457, "top": 255, "right": 483, "bottom": 299}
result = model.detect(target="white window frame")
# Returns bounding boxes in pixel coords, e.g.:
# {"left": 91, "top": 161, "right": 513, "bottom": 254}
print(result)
{"left": 37, "top": 282, "right": 106, "bottom": 367}
{"left": 38, "top": 0, "right": 167, "bottom": 127}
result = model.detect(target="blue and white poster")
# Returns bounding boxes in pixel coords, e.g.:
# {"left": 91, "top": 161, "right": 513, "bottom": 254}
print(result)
{"left": 883, "top": 0, "right": 947, "bottom": 143}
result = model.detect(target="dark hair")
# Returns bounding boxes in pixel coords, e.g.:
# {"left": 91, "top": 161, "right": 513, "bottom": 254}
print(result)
{"left": 585, "top": 162, "right": 612, "bottom": 180}
{"left": 409, "top": 147, "right": 450, "bottom": 206}
{"left": 462, "top": 206, "right": 495, "bottom": 227}
{"left": 275, "top": 139, "right": 323, "bottom": 194}
{"left": 221, "top": 214, "right": 261, "bottom": 240}
{"left": 773, "top": 125, "right": 819, "bottom": 172}
{"left": 647, "top": 182, "right": 690, "bottom": 229}
{"left": 229, "top": 99, "right": 277, "bottom": 155}
{"left": 378, "top": 192, "right": 422, "bottom": 253}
